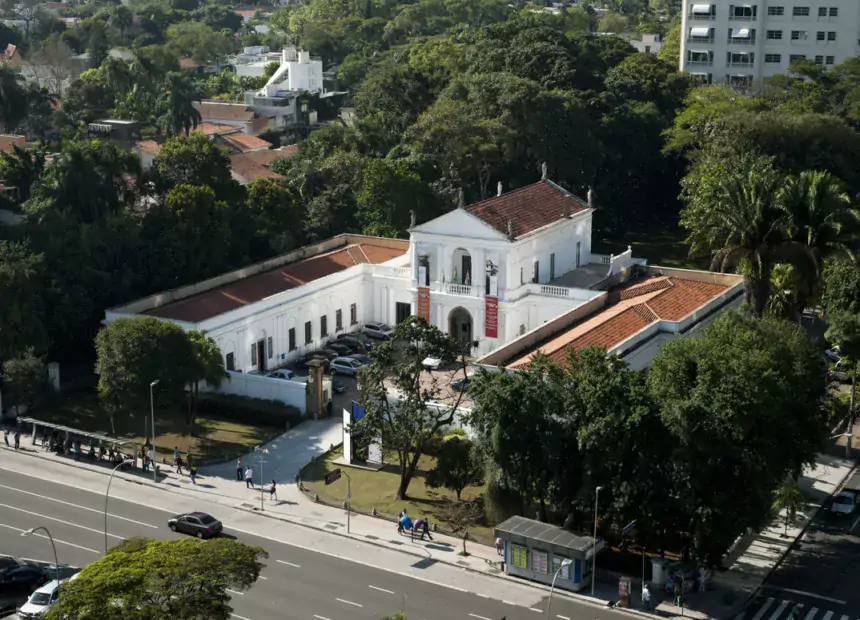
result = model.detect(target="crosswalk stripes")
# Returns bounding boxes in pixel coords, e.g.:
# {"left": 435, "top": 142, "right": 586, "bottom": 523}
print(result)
{"left": 738, "top": 598, "right": 858, "bottom": 620}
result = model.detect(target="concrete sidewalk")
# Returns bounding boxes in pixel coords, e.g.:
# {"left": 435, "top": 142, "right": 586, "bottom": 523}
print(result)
{"left": 654, "top": 453, "right": 855, "bottom": 619}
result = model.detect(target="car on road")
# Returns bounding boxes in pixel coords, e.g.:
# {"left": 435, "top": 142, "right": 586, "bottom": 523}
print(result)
{"left": 266, "top": 369, "right": 295, "bottom": 381}
{"left": 330, "top": 357, "right": 363, "bottom": 376}
{"left": 451, "top": 376, "right": 471, "bottom": 392}
{"left": 17, "top": 580, "right": 59, "bottom": 619}
{"left": 831, "top": 491, "right": 859, "bottom": 516}
{"left": 326, "top": 343, "right": 353, "bottom": 356}
{"left": 362, "top": 322, "right": 392, "bottom": 340}
{"left": 348, "top": 354, "right": 372, "bottom": 366}
{"left": 167, "top": 512, "right": 223, "bottom": 539}
{"left": 0, "top": 566, "right": 49, "bottom": 600}
{"left": 331, "top": 379, "right": 348, "bottom": 394}
{"left": 296, "top": 354, "right": 330, "bottom": 371}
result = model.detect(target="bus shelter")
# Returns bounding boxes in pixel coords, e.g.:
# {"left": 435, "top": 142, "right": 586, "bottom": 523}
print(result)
{"left": 494, "top": 515, "right": 605, "bottom": 592}
{"left": 17, "top": 417, "right": 140, "bottom": 469}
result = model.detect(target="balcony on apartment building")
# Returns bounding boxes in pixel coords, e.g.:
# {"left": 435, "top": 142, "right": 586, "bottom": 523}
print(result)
{"left": 688, "top": 27, "right": 715, "bottom": 43}
{"left": 727, "top": 52, "right": 755, "bottom": 67}
{"left": 728, "top": 28, "right": 756, "bottom": 44}
{"left": 689, "top": 4, "right": 715, "bottom": 20}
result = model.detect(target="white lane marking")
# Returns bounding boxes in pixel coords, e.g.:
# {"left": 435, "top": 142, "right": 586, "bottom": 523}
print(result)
{"left": 821, "top": 612, "right": 833, "bottom": 620}
{"left": 752, "top": 598, "right": 774, "bottom": 620}
{"left": 469, "top": 615, "right": 492, "bottom": 620}
{"left": 258, "top": 575, "right": 267, "bottom": 580}
{"left": 529, "top": 608, "right": 542, "bottom": 613}
{"left": 368, "top": 585, "right": 394, "bottom": 594}
{"left": 767, "top": 587, "right": 848, "bottom": 605}
{"left": 769, "top": 601, "right": 788, "bottom": 620}
{"left": 276, "top": 559, "right": 301, "bottom": 568}
{"left": 0, "top": 482, "right": 159, "bottom": 528}
{"left": 0, "top": 502, "right": 124, "bottom": 539}
{"left": 336, "top": 598, "right": 362, "bottom": 607}
{"left": 839, "top": 615, "right": 849, "bottom": 620}
{"left": 557, "top": 615, "right": 571, "bottom": 620}
{"left": 313, "top": 616, "right": 331, "bottom": 620}
{"left": 231, "top": 615, "right": 252, "bottom": 620}
{"left": 805, "top": 608, "right": 818, "bottom": 620}
{"left": 0, "top": 522, "right": 99, "bottom": 554}
{"left": 226, "top": 589, "right": 245, "bottom": 596}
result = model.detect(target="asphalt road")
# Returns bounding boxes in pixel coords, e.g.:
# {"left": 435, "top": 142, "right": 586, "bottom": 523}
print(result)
{"left": 740, "top": 500, "right": 860, "bottom": 620}
{"left": 0, "top": 468, "right": 626, "bottom": 620}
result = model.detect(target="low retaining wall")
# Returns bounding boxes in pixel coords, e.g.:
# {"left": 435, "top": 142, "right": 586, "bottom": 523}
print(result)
{"left": 204, "top": 371, "right": 306, "bottom": 412}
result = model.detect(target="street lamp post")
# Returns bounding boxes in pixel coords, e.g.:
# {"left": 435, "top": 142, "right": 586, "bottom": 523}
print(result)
{"left": 591, "top": 485, "right": 603, "bottom": 597}
{"left": 255, "top": 446, "right": 268, "bottom": 511}
{"left": 150, "top": 380, "right": 159, "bottom": 482}
{"left": 545, "top": 558, "right": 572, "bottom": 620}
{"left": 21, "top": 527, "right": 60, "bottom": 595}
{"left": 104, "top": 459, "right": 133, "bottom": 553}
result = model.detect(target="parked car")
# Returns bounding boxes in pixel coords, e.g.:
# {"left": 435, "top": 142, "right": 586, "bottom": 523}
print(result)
{"left": 266, "top": 369, "right": 295, "bottom": 381}
{"left": 167, "top": 512, "right": 223, "bottom": 539}
{"left": 0, "top": 566, "right": 49, "bottom": 599}
{"left": 348, "top": 354, "right": 373, "bottom": 366}
{"left": 362, "top": 322, "right": 392, "bottom": 340}
{"left": 17, "top": 580, "right": 59, "bottom": 619}
{"left": 451, "top": 376, "right": 471, "bottom": 392}
{"left": 825, "top": 347, "right": 842, "bottom": 363}
{"left": 331, "top": 379, "right": 348, "bottom": 394}
{"left": 326, "top": 343, "right": 352, "bottom": 356}
{"left": 336, "top": 339, "right": 366, "bottom": 353}
{"left": 422, "top": 357, "right": 443, "bottom": 370}
{"left": 330, "top": 357, "right": 363, "bottom": 376}
{"left": 831, "top": 491, "right": 859, "bottom": 516}
{"left": 296, "top": 354, "right": 330, "bottom": 371}
{"left": 312, "top": 348, "right": 339, "bottom": 360}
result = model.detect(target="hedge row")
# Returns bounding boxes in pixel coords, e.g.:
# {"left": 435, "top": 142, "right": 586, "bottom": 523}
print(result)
{"left": 197, "top": 393, "right": 305, "bottom": 429}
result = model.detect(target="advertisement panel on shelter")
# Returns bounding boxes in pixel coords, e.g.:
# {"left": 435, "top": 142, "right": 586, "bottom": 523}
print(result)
{"left": 418, "top": 287, "right": 431, "bottom": 323}
{"left": 485, "top": 296, "right": 499, "bottom": 338}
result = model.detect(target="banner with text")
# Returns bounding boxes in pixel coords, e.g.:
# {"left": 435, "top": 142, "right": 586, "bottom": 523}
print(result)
{"left": 485, "top": 296, "right": 499, "bottom": 338}
{"left": 418, "top": 287, "right": 431, "bottom": 324}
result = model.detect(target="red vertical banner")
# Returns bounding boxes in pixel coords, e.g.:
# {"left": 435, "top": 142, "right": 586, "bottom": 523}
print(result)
{"left": 417, "top": 287, "right": 431, "bottom": 324}
{"left": 485, "top": 296, "right": 499, "bottom": 338}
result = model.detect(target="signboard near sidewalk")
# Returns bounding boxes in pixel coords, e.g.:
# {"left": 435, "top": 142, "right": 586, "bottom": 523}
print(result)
{"left": 485, "top": 296, "right": 499, "bottom": 338}
{"left": 325, "top": 468, "right": 342, "bottom": 485}
{"left": 417, "top": 287, "right": 431, "bottom": 323}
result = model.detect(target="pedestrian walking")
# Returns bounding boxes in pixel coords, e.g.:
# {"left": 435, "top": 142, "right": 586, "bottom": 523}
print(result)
{"left": 244, "top": 466, "right": 254, "bottom": 488}
{"left": 14, "top": 431, "right": 20, "bottom": 450}
{"left": 189, "top": 464, "right": 198, "bottom": 485}
{"left": 495, "top": 537, "right": 504, "bottom": 556}
{"left": 421, "top": 517, "right": 432, "bottom": 541}
{"left": 236, "top": 458, "right": 243, "bottom": 481}
{"left": 3, "top": 429, "right": 8, "bottom": 447}
{"left": 146, "top": 448, "right": 154, "bottom": 473}
{"left": 175, "top": 455, "right": 184, "bottom": 475}
{"left": 173, "top": 447, "right": 179, "bottom": 462}
{"left": 88, "top": 443, "right": 96, "bottom": 461}
{"left": 269, "top": 479, "right": 277, "bottom": 501}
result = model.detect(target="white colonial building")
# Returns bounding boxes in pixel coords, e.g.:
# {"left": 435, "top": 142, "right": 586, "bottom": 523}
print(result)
{"left": 105, "top": 176, "right": 743, "bottom": 385}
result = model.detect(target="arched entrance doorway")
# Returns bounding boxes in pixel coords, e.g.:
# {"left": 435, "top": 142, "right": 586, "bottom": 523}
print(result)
{"left": 448, "top": 307, "right": 473, "bottom": 346}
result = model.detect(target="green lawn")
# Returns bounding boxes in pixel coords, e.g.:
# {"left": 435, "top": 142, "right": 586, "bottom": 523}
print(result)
{"left": 301, "top": 447, "right": 495, "bottom": 545}
{"left": 593, "top": 224, "right": 709, "bottom": 271}
{"left": 34, "top": 393, "right": 283, "bottom": 463}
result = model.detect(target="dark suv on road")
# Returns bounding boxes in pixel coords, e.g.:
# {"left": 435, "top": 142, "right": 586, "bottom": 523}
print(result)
{"left": 167, "top": 512, "right": 223, "bottom": 539}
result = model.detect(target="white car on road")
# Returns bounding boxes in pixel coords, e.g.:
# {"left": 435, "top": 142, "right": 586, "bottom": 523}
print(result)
{"left": 18, "top": 580, "right": 59, "bottom": 619}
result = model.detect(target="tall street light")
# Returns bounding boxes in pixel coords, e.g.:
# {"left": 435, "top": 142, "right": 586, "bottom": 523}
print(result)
{"left": 591, "top": 485, "right": 603, "bottom": 597}
{"left": 21, "top": 527, "right": 60, "bottom": 593}
{"left": 255, "top": 446, "right": 268, "bottom": 512}
{"left": 104, "top": 459, "right": 133, "bottom": 553}
{"left": 150, "top": 380, "right": 159, "bottom": 482}
{"left": 545, "top": 558, "right": 572, "bottom": 620}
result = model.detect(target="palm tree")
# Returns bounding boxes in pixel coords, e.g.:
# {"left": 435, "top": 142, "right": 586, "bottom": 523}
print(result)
{"left": 101, "top": 56, "right": 133, "bottom": 96}
{"left": 764, "top": 264, "right": 800, "bottom": 322}
{"left": 772, "top": 480, "right": 806, "bottom": 537}
{"left": 185, "top": 330, "right": 229, "bottom": 435}
{"left": 157, "top": 73, "right": 203, "bottom": 137}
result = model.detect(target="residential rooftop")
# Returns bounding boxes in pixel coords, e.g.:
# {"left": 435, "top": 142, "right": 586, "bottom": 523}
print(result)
{"left": 120, "top": 235, "right": 408, "bottom": 323}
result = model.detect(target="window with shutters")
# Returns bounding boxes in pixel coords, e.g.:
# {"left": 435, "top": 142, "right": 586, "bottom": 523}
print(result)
{"left": 320, "top": 315, "right": 328, "bottom": 338}
{"left": 792, "top": 7, "right": 810, "bottom": 17}
{"left": 350, "top": 303, "right": 357, "bottom": 325}
{"left": 336, "top": 309, "right": 343, "bottom": 331}
{"left": 767, "top": 6, "right": 784, "bottom": 16}
{"left": 304, "top": 321, "right": 312, "bottom": 345}
{"left": 288, "top": 328, "right": 296, "bottom": 351}
{"left": 267, "top": 336, "right": 273, "bottom": 359}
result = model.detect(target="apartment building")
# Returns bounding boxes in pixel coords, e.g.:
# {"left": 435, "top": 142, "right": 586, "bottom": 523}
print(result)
{"left": 679, "top": 1, "right": 860, "bottom": 86}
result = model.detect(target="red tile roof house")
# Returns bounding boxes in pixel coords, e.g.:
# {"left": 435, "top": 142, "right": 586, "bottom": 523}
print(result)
{"left": 104, "top": 174, "right": 744, "bottom": 408}
{"left": 192, "top": 101, "right": 275, "bottom": 135}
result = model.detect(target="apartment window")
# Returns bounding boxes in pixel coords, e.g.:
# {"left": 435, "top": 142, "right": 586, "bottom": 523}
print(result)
{"left": 765, "top": 53, "right": 782, "bottom": 63}
{"left": 792, "top": 7, "right": 809, "bottom": 17}
{"left": 730, "top": 4, "right": 756, "bottom": 18}
{"left": 814, "top": 55, "right": 824, "bottom": 64}
{"left": 689, "top": 26, "right": 713, "bottom": 40}
{"left": 267, "top": 336, "right": 273, "bottom": 359}
{"left": 728, "top": 51, "right": 754, "bottom": 65}
{"left": 320, "top": 315, "right": 328, "bottom": 338}
{"left": 532, "top": 261, "right": 539, "bottom": 284}
{"left": 767, "top": 6, "right": 784, "bottom": 15}
{"left": 304, "top": 321, "right": 312, "bottom": 345}
{"left": 826, "top": 55, "right": 835, "bottom": 65}
{"left": 520, "top": 267, "right": 524, "bottom": 285}
{"left": 791, "top": 30, "right": 807, "bottom": 40}
{"left": 817, "top": 7, "right": 827, "bottom": 17}
{"left": 827, "top": 31, "right": 836, "bottom": 41}
{"left": 789, "top": 54, "right": 807, "bottom": 62}
{"left": 816, "top": 31, "right": 826, "bottom": 40}
{"left": 225, "top": 352, "right": 235, "bottom": 371}
{"left": 335, "top": 309, "right": 343, "bottom": 331}
{"left": 550, "top": 253, "right": 556, "bottom": 279}
{"left": 288, "top": 327, "right": 296, "bottom": 351}
{"left": 349, "top": 303, "right": 357, "bottom": 325}
{"left": 766, "top": 30, "right": 782, "bottom": 40}
{"left": 729, "top": 27, "right": 755, "bottom": 42}
{"left": 690, "top": 3, "right": 715, "bottom": 17}
{"left": 250, "top": 344, "right": 257, "bottom": 366}
{"left": 690, "top": 72, "right": 713, "bottom": 84}
{"left": 829, "top": 8, "right": 838, "bottom": 17}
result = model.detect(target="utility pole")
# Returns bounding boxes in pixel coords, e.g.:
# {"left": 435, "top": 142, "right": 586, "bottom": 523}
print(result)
{"left": 255, "top": 446, "right": 268, "bottom": 511}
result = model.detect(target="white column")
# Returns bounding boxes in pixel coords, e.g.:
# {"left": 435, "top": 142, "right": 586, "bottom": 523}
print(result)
{"left": 410, "top": 239, "right": 418, "bottom": 283}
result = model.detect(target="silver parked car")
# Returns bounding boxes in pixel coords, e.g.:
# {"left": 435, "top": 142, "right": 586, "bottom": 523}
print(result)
{"left": 266, "top": 369, "right": 295, "bottom": 381}
{"left": 362, "top": 322, "right": 392, "bottom": 340}
{"left": 329, "top": 357, "right": 363, "bottom": 376}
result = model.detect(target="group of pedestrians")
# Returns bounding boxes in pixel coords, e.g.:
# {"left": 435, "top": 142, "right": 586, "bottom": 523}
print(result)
{"left": 236, "top": 457, "right": 277, "bottom": 500}
{"left": 397, "top": 509, "right": 433, "bottom": 541}
{"left": 2, "top": 428, "right": 20, "bottom": 449}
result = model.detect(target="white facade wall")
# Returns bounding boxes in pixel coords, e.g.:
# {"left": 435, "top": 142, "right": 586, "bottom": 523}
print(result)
{"left": 680, "top": 1, "right": 860, "bottom": 86}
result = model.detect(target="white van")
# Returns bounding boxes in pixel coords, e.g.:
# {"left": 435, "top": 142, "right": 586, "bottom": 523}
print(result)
{"left": 18, "top": 580, "right": 60, "bottom": 619}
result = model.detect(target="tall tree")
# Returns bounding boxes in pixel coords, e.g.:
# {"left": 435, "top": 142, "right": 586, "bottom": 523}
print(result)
{"left": 0, "top": 241, "right": 46, "bottom": 361}
{"left": 185, "top": 330, "right": 229, "bottom": 434}
{"left": 3, "top": 347, "right": 46, "bottom": 414}
{"left": 47, "top": 537, "right": 268, "bottom": 620}
{"left": 0, "top": 64, "right": 28, "bottom": 133}
{"left": 354, "top": 317, "right": 471, "bottom": 500}
{"left": 152, "top": 132, "right": 234, "bottom": 192}
{"left": 86, "top": 19, "right": 110, "bottom": 70}
{"left": 426, "top": 434, "right": 483, "bottom": 500}
{"left": 0, "top": 145, "right": 45, "bottom": 203}
{"left": 826, "top": 312, "right": 860, "bottom": 446}
{"left": 157, "top": 72, "right": 203, "bottom": 137}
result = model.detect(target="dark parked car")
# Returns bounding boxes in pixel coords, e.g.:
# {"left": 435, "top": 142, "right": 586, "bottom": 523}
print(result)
{"left": 336, "top": 339, "right": 366, "bottom": 353}
{"left": 296, "top": 354, "right": 330, "bottom": 371}
{"left": 332, "top": 380, "right": 348, "bottom": 394}
{"left": 311, "top": 348, "right": 339, "bottom": 360}
{"left": 348, "top": 354, "right": 372, "bottom": 366}
{"left": 168, "top": 512, "right": 223, "bottom": 539}
{"left": 326, "top": 343, "right": 352, "bottom": 356}
{"left": 0, "top": 566, "right": 49, "bottom": 599}
{"left": 451, "top": 376, "right": 471, "bottom": 392}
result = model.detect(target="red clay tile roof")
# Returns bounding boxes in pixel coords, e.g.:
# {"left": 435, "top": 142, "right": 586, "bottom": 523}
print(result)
{"left": 228, "top": 152, "right": 282, "bottom": 183}
{"left": 466, "top": 180, "right": 589, "bottom": 240}
{"left": 0, "top": 135, "right": 26, "bottom": 153}
{"left": 144, "top": 242, "right": 407, "bottom": 322}
{"left": 240, "top": 146, "right": 296, "bottom": 167}
{"left": 192, "top": 122, "right": 239, "bottom": 136}
{"left": 179, "top": 58, "right": 205, "bottom": 71}
{"left": 507, "top": 275, "right": 731, "bottom": 368}
{"left": 134, "top": 140, "right": 161, "bottom": 156}
{"left": 219, "top": 132, "right": 272, "bottom": 153}
{"left": 193, "top": 102, "right": 255, "bottom": 123}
